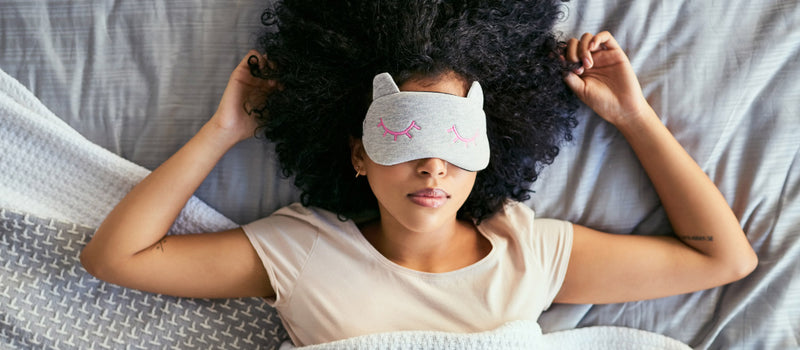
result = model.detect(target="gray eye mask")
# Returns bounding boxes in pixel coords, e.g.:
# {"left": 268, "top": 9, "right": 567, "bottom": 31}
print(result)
{"left": 362, "top": 72, "right": 490, "bottom": 171}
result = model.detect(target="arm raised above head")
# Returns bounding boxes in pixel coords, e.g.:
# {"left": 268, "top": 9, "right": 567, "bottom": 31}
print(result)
{"left": 80, "top": 51, "right": 278, "bottom": 299}
{"left": 555, "top": 32, "right": 757, "bottom": 304}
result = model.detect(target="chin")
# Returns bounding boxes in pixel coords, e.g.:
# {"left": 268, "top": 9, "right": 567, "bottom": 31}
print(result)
{"left": 390, "top": 204, "right": 460, "bottom": 233}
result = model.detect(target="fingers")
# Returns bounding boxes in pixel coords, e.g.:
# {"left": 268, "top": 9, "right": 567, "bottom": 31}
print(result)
{"left": 241, "top": 50, "right": 282, "bottom": 91}
{"left": 244, "top": 49, "right": 263, "bottom": 63}
{"left": 565, "top": 38, "right": 581, "bottom": 73}
{"left": 578, "top": 32, "right": 594, "bottom": 69}
{"left": 564, "top": 31, "right": 619, "bottom": 75}
{"left": 590, "top": 31, "right": 620, "bottom": 51}
{"left": 565, "top": 34, "right": 591, "bottom": 75}
{"left": 563, "top": 70, "right": 585, "bottom": 95}
{"left": 244, "top": 50, "right": 274, "bottom": 71}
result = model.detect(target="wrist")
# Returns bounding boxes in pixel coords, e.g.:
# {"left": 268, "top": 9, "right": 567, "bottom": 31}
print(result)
{"left": 199, "top": 118, "right": 248, "bottom": 150}
{"left": 611, "top": 103, "right": 658, "bottom": 134}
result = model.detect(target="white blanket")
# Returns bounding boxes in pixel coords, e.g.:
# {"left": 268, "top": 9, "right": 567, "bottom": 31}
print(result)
{"left": 1, "top": 67, "right": 286, "bottom": 349}
{"left": 285, "top": 320, "right": 690, "bottom": 350}
{"left": 0, "top": 68, "right": 236, "bottom": 234}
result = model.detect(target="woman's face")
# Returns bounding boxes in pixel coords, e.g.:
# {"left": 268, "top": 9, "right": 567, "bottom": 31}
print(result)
{"left": 353, "top": 73, "right": 478, "bottom": 233}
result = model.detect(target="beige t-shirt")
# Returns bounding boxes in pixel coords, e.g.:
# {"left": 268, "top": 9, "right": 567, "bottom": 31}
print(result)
{"left": 242, "top": 201, "right": 573, "bottom": 346}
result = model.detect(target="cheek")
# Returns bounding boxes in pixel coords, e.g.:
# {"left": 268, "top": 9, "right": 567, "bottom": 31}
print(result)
{"left": 450, "top": 166, "right": 478, "bottom": 185}
{"left": 365, "top": 165, "right": 407, "bottom": 194}
{"left": 455, "top": 172, "right": 478, "bottom": 198}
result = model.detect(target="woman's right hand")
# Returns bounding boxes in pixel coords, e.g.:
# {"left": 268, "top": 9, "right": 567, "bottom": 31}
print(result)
{"left": 81, "top": 52, "right": 279, "bottom": 298}
{"left": 209, "top": 50, "right": 280, "bottom": 144}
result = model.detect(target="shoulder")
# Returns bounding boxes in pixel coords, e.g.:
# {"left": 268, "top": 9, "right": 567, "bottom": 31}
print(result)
{"left": 245, "top": 203, "right": 347, "bottom": 231}
{"left": 480, "top": 201, "right": 573, "bottom": 248}
{"left": 481, "top": 201, "right": 534, "bottom": 228}
{"left": 479, "top": 201, "right": 540, "bottom": 233}
{"left": 242, "top": 203, "right": 353, "bottom": 245}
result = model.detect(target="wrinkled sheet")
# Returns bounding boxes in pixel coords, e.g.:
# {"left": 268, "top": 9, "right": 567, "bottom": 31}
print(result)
{"left": 1, "top": 0, "right": 798, "bottom": 349}
{"left": 535, "top": 2, "right": 800, "bottom": 349}
{"left": 0, "top": 0, "right": 300, "bottom": 225}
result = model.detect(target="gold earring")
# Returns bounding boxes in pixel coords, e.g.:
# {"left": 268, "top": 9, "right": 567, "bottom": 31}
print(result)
{"left": 355, "top": 166, "right": 361, "bottom": 178}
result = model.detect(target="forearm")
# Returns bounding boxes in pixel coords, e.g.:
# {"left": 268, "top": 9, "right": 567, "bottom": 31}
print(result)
{"left": 558, "top": 32, "right": 756, "bottom": 303}
{"left": 83, "top": 120, "right": 240, "bottom": 263}
{"left": 615, "top": 107, "right": 756, "bottom": 270}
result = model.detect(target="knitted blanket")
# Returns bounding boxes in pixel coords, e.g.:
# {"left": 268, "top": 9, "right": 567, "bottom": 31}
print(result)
{"left": 0, "top": 68, "right": 235, "bottom": 234}
{"left": 287, "top": 320, "right": 691, "bottom": 350}
{"left": 0, "top": 68, "right": 290, "bottom": 349}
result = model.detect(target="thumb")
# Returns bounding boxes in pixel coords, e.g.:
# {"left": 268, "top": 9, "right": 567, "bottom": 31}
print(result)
{"left": 563, "top": 71, "right": 585, "bottom": 97}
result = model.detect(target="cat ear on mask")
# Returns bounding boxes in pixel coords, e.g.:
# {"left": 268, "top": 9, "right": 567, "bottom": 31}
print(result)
{"left": 465, "top": 81, "right": 484, "bottom": 108}
{"left": 372, "top": 72, "right": 401, "bottom": 100}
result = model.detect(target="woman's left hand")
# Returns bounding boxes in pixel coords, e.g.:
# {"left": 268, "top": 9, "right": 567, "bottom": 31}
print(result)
{"left": 563, "top": 31, "right": 651, "bottom": 126}
{"left": 556, "top": 32, "right": 758, "bottom": 306}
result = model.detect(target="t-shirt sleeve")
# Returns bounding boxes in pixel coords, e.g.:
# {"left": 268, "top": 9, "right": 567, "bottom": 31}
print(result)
{"left": 531, "top": 217, "right": 573, "bottom": 309}
{"left": 241, "top": 204, "right": 320, "bottom": 307}
{"left": 498, "top": 202, "right": 574, "bottom": 310}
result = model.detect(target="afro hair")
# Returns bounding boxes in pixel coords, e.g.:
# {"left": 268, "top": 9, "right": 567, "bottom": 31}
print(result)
{"left": 249, "top": 0, "right": 579, "bottom": 222}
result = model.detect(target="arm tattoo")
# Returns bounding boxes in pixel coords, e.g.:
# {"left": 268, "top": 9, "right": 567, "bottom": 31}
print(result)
{"left": 154, "top": 237, "right": 167, "bottom": 252}
{"left": 679, "top": 235, "right": 714, "bottom": 242}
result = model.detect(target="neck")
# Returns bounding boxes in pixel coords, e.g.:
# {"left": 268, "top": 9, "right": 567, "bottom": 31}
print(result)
{"left": 360, "top": 211, "right": 488, "bottom": 273}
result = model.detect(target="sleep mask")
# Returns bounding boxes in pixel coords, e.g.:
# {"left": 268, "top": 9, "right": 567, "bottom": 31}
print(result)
{"left": 362, "top": 72, "right": 490, "bottom": 171}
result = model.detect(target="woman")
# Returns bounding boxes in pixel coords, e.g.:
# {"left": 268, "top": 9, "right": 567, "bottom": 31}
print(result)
{"left": 80, "top": 0, "right": 756, "bottom": 346}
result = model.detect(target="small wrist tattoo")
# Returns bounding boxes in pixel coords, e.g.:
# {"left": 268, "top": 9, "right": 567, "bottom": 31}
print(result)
{"left": 155, "top": 238, "right": 167, "bottom": 252}
{"left": 680, "top": 235, "right": 714, "bottom": 242}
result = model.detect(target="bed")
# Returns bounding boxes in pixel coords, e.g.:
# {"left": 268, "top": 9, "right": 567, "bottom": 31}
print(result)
{"left": 1, "top": 0, "right": 798, "bottom": 349}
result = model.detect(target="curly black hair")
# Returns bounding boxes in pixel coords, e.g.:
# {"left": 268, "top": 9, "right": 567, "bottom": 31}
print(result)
{"left": 250, "top": 0, "right": 579, "bottom": 222}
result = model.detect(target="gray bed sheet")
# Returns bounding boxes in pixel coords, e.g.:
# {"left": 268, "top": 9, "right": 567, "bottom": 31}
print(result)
{"left": 1, "top": 0, "right": 799, "bottom": 349}
{"left": 0, "top": 0, "right": 299, "bottom": 225}
{"left": 536, "top": 2, "right": 800, "bottom": 349}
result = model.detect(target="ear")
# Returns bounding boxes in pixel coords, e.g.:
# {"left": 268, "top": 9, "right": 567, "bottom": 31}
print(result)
{"left": 465, "top": 81, "right": 484, "bottom": 108}
{"left": 372, "top": 72, "right": 401, "bottom": 100}
{"left": 349, "top": 137, "right": 367, "bottom": 174}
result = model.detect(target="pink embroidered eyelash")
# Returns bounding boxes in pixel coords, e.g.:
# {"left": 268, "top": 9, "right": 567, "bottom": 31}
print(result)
{"left": 378, "top": 118, "right": 421, "bottom": 140}
{"left": 448, "top": 125, "right": 478, "bottom": 146}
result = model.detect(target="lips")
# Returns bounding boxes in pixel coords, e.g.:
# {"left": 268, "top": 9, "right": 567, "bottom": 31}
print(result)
{"left": 407, "top": 188, "right": 451, "bottom": 208}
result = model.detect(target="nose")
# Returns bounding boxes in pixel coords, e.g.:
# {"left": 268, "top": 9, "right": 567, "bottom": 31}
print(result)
{"left": 416, "top": 158, "right": 448, "bottom": 177}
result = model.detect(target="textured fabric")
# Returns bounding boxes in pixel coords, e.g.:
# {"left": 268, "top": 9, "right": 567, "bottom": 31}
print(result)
{"left": 242, "top": 202, "right": 572, "bottom": 346}
{"left": 0, "top": 67, "right": 235, "bottom": 235}
{"left": 0, "top": 208, "right": 288, "bottom": 350}
{"left": 362, "top": 73, "right": 490, "bottom": 171}
{"left": 0, "top": 0, "right": 298, "bottom": 225}
{"left": 0, "top": 66, "right": 290, "bottom": 348}
{"left": 283, "top": 320, "right": 691, "bottom": 350}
